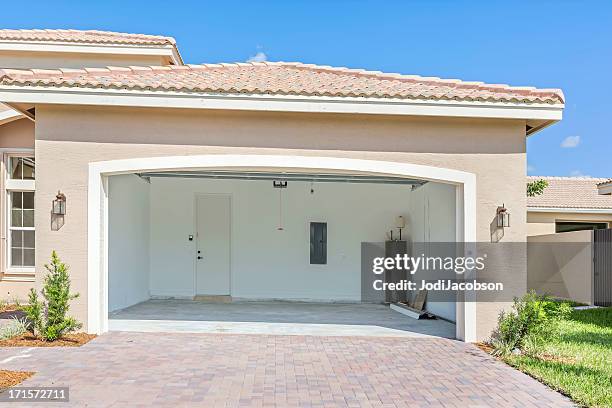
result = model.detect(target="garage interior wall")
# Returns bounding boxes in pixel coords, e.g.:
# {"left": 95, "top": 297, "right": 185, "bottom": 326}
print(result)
{"left": 108, "top": 174, "right": 150, "bottom": 311}
{"left": 107, "top": 175, "right": 456, "bottom": 314}
{"left": 408, "top": 182, "right": 457, "bottom": 321}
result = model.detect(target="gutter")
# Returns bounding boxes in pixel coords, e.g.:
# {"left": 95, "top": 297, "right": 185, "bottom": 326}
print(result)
{"left": 528, "top": 207, "right": 612, "bottom": 214}
{"left": 0, "top": 86, "right": 564, "bottom": 122}
{"left": 0, "top": 41, "right": 183, "bottom": 66}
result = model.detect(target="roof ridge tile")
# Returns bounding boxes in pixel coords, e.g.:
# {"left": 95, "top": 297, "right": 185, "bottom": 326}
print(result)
{"left": 528, "top": 176, "right": 610, "bottom": 181}
{"left": 83, "top": 67, "right": 109, "bottom": 74}
{"left": 106, "top": 66, "right": 132, "bottom": 73}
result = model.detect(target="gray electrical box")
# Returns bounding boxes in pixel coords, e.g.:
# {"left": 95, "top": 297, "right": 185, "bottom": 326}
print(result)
{"left": 310, "top": 222, "right": 327, "bottom": 264}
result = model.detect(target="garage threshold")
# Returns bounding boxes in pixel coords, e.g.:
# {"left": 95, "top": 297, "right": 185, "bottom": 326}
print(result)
{"left": 108, "top": 300, "right": 455, "bottom": 339}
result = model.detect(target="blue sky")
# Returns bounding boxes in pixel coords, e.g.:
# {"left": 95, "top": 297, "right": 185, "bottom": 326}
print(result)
{"left": 2, "top": 1, "right": 610, "bottom": 177}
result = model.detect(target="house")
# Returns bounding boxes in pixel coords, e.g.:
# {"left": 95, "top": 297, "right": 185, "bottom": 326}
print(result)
{"left": 527, "top": 176, "right": 612, "bottom": 306}
{"left": 0, "top": 29, "right": 565, "bottom": 342}
{"left": 599, "top": 179, "right": 612, "bottom": 195}
{"left": 527, "top": 176, "right": 612, "bottom": 236}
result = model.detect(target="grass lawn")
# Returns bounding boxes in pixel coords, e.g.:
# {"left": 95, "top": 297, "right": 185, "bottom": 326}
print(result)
{"left": 504, "top": 307, "right": 612, "bottom": 408}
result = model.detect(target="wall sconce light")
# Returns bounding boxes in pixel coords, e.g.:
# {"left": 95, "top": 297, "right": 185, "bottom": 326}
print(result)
{"left": 52, "top": 191, "right": 66, "bottom": 215}
{"left": 496, "top": 204, "right": 510, "bottom": 228}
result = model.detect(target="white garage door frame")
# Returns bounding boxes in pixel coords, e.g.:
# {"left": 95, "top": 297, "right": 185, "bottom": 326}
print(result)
{"left": 88, "top": 154, "right": 477, "bottom": 341}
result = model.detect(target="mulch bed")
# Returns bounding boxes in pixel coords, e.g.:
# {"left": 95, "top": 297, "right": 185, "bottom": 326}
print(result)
{"left": 475, "top": 342, "right": 494, "bottom": 354}
{"left": 0, "top": 333, "right": 96, "bottom": 347}
{"left": 0, "top": 370, "right": 34, "bottom": 390}
{"left": 0, "top": 304, "right": 22, "bottom": 312}
{"left": 475, "top": 342, "right": 576, "bottom": 365}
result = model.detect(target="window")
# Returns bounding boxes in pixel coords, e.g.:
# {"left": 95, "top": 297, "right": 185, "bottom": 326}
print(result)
{"left": 9, "top": 192, "right": 35, "bottom": 267}
{"left": 4, "top": 154, "right": 35, "bottom": 270}
{"left": 9, "top": 157, "right": 35, "bottom": 180}
{"left": 555, "top": 221, "right": 609, "bottom": 233}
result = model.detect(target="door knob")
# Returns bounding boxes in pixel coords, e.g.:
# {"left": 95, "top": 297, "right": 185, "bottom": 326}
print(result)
{"left": 197, "top": 256, "right": 203, "bottom": 260}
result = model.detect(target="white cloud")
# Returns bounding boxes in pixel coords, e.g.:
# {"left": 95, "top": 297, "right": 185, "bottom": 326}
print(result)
{"left": 570, "top": 170, "right": 591, "bottom": 177}
{"left": 561, "top": 135, "right": 580, "bottom": 148}
{"left": 247, "top": 52, "right": 267, "bottom": 63}
{"left": 527, "top": 164, "right": 536, "bottom": 173}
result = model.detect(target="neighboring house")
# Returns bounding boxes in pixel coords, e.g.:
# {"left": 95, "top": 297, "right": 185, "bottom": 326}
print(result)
{"left": 527, "top": 176, "right": 612, "bottom": 236}
{"left": 0, "top": 29, "right": 565, "bottom": 342}
{"left": 527, "top": 176, "right": 612, "bottom": 306}
{"left": 0, "top": 29, "right": 182, "bottom": 69}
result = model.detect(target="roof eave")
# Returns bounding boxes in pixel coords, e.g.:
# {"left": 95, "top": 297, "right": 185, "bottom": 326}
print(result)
{"left": 0, "top": 86, "right": 564, "bottom": 122}
{"left": 527, "top": 206, "right": 612, "bottom": 214}
{"left": 526, "top": 119, "right": 559, "bottom": 136}
{"left": 170, "top": 46, "right": 183, "bottom": 65}
{"left": 0, "top": 41, "right": 183, "bottom": 65}
{"left": 0, "top": 104, "right": 23, "bottom": 125}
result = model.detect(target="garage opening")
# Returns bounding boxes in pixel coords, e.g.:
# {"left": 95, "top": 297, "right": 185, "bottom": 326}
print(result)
{"left": 106, "top": 168, "right": 458, "bottom": 338}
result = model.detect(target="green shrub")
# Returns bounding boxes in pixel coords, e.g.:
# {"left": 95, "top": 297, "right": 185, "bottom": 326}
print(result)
{"left": 25, "top": 251, "right": 82, "bottom": 341}
{"left": 490, "top": 291, "right": 571, "bottom": 356}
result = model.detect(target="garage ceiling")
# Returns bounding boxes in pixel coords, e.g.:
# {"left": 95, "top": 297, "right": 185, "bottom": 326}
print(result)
{"left": 136, "top": 170, "right": 428, "bottom": 186}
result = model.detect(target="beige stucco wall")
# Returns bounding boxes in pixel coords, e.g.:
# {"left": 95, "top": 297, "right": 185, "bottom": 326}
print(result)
{"left": 33, "top": 105, "right": 528, "bottom": 341}
{"left": 0, "top": 118, "right": 34, "bottom": 148}
{"left": 0, "top": 279, "right": 33, "bottom": 302}
{"left": 527, "top": 211, "right": 612, "bottom": 236}
{"left": 528, "top": 230, "right": 593, "bottom": 304}
{"left": 0, "top": 51, "right": 170, "bottom": 70}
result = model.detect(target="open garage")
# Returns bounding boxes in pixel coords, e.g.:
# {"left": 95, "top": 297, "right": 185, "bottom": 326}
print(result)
{"left": 101, "top": 156, "right": 472, "bottom": 339}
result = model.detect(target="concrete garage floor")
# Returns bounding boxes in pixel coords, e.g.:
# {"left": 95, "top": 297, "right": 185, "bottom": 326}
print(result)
{"left": 109, "top": 299, "right": 456, "bottom": 338}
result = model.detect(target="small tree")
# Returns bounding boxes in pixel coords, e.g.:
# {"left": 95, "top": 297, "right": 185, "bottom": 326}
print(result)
{"left": 25, "top": 251, "right": 81, "bottom": 341}
{"left": 527, "top": 179, "right": 548, "bottom": 197}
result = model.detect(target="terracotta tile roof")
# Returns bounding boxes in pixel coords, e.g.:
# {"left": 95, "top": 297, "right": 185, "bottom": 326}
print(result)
{"left": 527, "top": 176, "right": 612, "bottom": 210}
{"left": 0, "top": 62, "right": 564, "bottom": 104}
{"left": 597, "top": 179, "right": 612, "bottom": 187}
{"left": 0, "top": 29, "right": 175, "bottom": 46}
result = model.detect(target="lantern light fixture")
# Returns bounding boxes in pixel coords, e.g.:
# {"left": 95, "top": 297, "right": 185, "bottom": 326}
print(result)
{"left": 52, "top": 191, "right": 66, "bottom": 216}
{"left": 496, "top": 204, "right": 510, "bottom": 228}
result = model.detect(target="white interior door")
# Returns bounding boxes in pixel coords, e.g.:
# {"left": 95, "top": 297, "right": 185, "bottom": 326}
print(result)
{"left": 196, "top": 195, "right": 230, "bottom": 295}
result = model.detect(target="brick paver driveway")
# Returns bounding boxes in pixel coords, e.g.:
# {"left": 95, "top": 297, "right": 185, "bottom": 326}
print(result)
{"left": 0, "top": 332, "right": 573, "bottom": 407}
